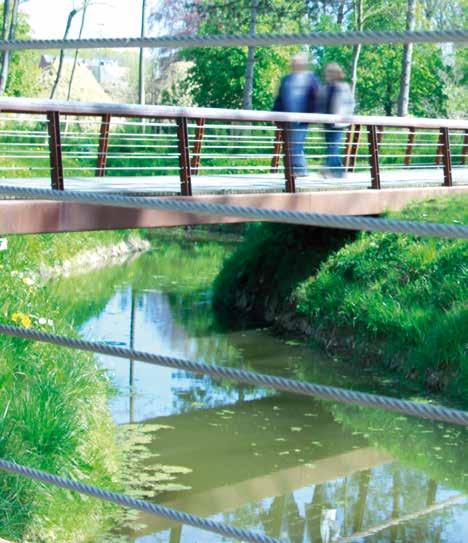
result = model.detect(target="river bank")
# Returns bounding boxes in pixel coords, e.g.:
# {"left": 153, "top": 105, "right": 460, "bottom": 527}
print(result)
{"left": 0, "top": 229, "right": 149, "bottom": 542}
{"left": 214, "top": 195, "right": 468, "bottom": 405}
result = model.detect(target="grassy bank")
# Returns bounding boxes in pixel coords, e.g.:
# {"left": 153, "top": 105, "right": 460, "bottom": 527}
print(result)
{"left": 213, "top": 223, "right": 354, "bottom": 327}
{"left": 0, "top": 229, "right": 144, "bottom": 542}
{"left": 213, "top": 195, "right": 467, "bottom": 402}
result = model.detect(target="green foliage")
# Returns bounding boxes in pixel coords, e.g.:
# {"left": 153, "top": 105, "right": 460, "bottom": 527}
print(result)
{"left": 182, "top": 45, "right": 293, "bottom": 109}
{"left": 213, "top": 222, "right": 354, "bottom": 324}
{"left": 174, "top": 0, "right": 464, "bottom": 118}
{"left": 0, "top": 230, "right": 138, "bottom": 541}
{"left": 296, "top": 196, "right": 468, "bottom": 401}
{"left": 1, "top": 11, "right": 41, "bottom": 97}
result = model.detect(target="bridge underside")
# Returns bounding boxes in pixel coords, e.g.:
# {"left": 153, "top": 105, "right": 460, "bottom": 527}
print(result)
{"left": 1, "top": 185, "right": 466, "bottom": 235}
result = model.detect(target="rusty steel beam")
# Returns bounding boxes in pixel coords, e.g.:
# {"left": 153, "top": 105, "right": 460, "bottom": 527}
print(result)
{"left": 281, "top": 123, "right": 296, "bottom": 193}
{"left": 440, "top": 127, "right": 453, "bottom": 187}
{"left": 435, "top": 129, "right": 444, "bottom": 166}
{"left": 96, "top": 113, "right": 111, "bottom": 177}
{"left": 47, "top": 111, "right": 64, "bottom": 190}
{"left": 1, "top": 187, "right": 466, "bottom": 235}
{"left": 461, "top": 130, "right": 468, "bottom": 166}
{"left": 367, "top": 125, "right": 381, "bottom": 190}
{"left": 348, "top": 124, "right": 361, "bottom": 172}
{"left": 270, "top": 129, "right": 283, "bottom": 173}
{"left": 404, "top": 127, "right": 416, "bottom": 166}
{"left": 343, "top": 125, "right": 354, "bottom": 171}
{"left": 190, "top": 118, "right": 205, "bottom": 175}
{"left": 176, "top": 117, "right": 192, "bottom": 196}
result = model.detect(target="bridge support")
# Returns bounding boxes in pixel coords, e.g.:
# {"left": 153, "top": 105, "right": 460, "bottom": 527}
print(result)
{"left": 47, "top": 111, "right": 64, "bottom": 191}
{"left": 348, "top": 124, "right": 361, "bottom": 172}
{"left": 270, "top": 129, "right": 283, "bottom": 173}
{"left": 440, "top": 127, "right": 453, "bottom": 187}
{"left": 404, "top": 127, "right": 416, "bottom": 166}
{"left": 280, "top": 123, "right": 296, "bottom": 193}
{"left": 176, "top": 117, "right": 192, "bottom": 196}
{"left": 190, "top": 118, "right": 205, "bottom": 175}
{"left": 461, "top": 130, "right": 467, "bottom": 166}
{"left": 367, "top": 125, "right": 381, "bottom": 189}
{"left": 96, "top": 113, "right": 111, "bottom": 177}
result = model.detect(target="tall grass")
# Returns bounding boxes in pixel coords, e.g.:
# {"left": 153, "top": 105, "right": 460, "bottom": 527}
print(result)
{"left": 212, "top": 195, "right": 467, "bottom": 403}
{"left": 0, "top": 230, "right": 140, "bottom": 542}
{"left": 296, "top": 195, "right": 468, "bottom": 402}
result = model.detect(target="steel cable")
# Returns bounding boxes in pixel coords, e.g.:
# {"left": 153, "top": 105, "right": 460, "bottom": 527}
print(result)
{"left": 0, "top": 29, "right": 466, "bottom": 52}
{"left": 0, "top": 185, "right": 467, "bottom": 240}
{"left": 0, "top": 324, "right": 467, "bottom": 426}
{"left": 0, "top": 458, "right": 281, "bottom": 543}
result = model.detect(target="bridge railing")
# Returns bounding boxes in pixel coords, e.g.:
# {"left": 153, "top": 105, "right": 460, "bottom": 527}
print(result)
{"left": 0, "top": 97, "right": 466, "bottom": 195}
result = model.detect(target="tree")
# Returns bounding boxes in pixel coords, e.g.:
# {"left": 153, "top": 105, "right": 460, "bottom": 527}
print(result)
{"left": 49, "top": 7, "right": 78, "bottom": 99}
{"left": 66, "top": 0, "right": 90, "bottom": 100}
{"left": 351, "top": 0, "right": 363, "bottom": 96}
{"left": 138, "top": 0, "right": 147, "bottom": 105}
{"left": 0, "top": 0, "right": 20, "bottom": 96}
{"left": 397, "top": 0, "right": 416, "bottom": 116}
{"left": 242, "top": 0, "right": 258, "bottom": 109}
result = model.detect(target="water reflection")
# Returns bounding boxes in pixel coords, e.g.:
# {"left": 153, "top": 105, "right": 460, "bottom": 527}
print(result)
{"left": 69, "top": 243, "right": 468, "bottom": 543}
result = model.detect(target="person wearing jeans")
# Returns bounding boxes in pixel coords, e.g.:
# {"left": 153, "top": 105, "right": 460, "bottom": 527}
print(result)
{"left": 273, "top": 53, "right": 319, "bottom": 176}
{"left": 322, "top": 63, "right": 354, "bottom": 179}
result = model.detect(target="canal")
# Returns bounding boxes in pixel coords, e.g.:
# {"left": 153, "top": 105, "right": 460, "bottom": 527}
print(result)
{"left": 54, "top": 236, "right": 468, "bottom": 543}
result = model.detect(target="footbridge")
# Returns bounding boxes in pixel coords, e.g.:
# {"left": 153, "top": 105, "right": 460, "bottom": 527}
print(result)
{"left": 0, "top": 97, "right": 466, "bottom": 234}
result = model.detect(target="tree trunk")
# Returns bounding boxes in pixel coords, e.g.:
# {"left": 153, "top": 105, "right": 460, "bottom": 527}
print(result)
{"left": 138, "top": 0, "right": 147, "bottom": 105}
{"left": 242, "top": 0, "right": 258, "bottom": 110}
{"left": 337, "top": 0, "right": 346, "bottom": 27}
{"left": 397, "top": 0, "right": 416, "bottom": 116}
{"left": 0, "top": 0, "right": 12, "bottom": 95}
{"left": 50, "top": 9, "right": 78, "bottom": 100}
{"left": 66, "top": 1, "right": 89, "bottom": 101}
{"left": 0, "top": 0, "right": 19, "bottom": 95}
{"left": 351, "top": 0, "right": 363, "bottom": 97}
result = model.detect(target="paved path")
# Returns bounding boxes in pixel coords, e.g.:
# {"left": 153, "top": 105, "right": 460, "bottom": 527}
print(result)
{"left": 1, "top": 167, "right": 467, "bottom": 195}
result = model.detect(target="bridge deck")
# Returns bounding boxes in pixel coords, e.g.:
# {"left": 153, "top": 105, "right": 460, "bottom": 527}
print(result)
{"left": 1, "top": 168, "right": 467, "bottom": 235}
{"left": 1, "top": 167, "right": 467, "bottom": 195}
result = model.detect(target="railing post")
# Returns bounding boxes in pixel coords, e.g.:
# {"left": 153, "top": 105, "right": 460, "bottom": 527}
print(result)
{"left": 348, "top": 124, "right": 361, "bottom": 172}
{"left": 404, "top": 127, "right": 416, "bottom": 166}
{"left": 270, "top": 128, "right": 283, "bottom": 173}
{"left": 435, "top": 129, "right": 444, "bottom": 166}
{"left": 377, "top": 125, "right": 384, "bottom": 147}
{"left": 440, "top": 127, "right": 453, "bottom": 187}
{"left": 190, "top": 118, "right": 205, "bottom": 175}
{"left": 343, "top": 125, "right": 354, "bottom": 171}
{"left": 96, "top": 113, "right": 111, "bottom": 177}
{"left": 367, "top": 125, "right": 381, "bottom": 189}
{"left": 461, "top": 130, "right": 468, "bottom": 166}
{"left": 176, "top": 117, "right": 192, "bottom": 196}
{"left": 47, "top": 111, "right": 64, "bottom": 190}
{"left": 280, "top": 123, "right": 296, "bottom": 193}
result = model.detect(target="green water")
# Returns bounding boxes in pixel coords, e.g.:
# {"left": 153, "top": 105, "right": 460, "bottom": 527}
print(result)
{"left": 55, "top": 238, "right": 468, "bottom": 543}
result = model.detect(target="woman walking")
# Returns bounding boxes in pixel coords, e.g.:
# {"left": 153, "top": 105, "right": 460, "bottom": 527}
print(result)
{"left": 322, "top": 63, "right": 354, "bottom": 178}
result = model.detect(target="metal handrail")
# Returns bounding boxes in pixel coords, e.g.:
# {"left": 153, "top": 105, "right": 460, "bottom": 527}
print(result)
{"left": 0, "top": 97, "right": 467, "bottom": 130}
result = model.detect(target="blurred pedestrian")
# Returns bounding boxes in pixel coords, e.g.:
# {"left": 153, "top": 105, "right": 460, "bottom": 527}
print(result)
{"left": 321, "top": 63, "right": 354, "bottom": 178}
{"left": 273, "top": 53, "right": 320, "bottom": 176}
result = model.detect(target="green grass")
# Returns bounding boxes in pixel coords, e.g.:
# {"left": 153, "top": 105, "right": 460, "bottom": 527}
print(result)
{"left": 213, "top": 195, "right": 467, "bottom": 403}
{"left": 0, "top": 229, "right": 144, "bottom": 542}
{"left": 296, "top": 195, "right": 468, "bottom": 402}
{"left": 213, "top": 222, "right": 354, "bottom": 326}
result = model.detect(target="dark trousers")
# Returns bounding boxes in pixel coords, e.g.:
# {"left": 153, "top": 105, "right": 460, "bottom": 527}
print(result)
{"left": 325, "top": 126, "right": 344, "bottom": 177}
